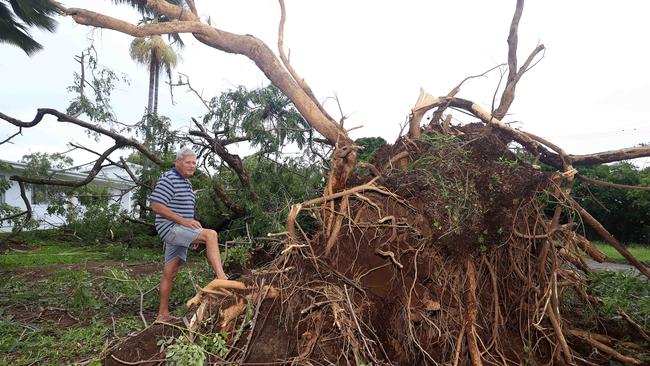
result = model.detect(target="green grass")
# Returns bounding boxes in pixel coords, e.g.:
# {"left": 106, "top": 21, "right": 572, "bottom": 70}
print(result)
{"left": 0, "top": 243, "right": 160, "bottom": 267}
{"left": 591, "top": 241, "right": 650, "bottom": 264}
{"left": 0, "top": 237, "right": 217, "bottom": 365}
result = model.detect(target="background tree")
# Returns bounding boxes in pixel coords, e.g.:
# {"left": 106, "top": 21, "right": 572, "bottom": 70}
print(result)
{"left": 574, "top": 162, "right": 650, "bottom": 245}
{"left": 129, "top": 35, "right": 177, "bottom": 116}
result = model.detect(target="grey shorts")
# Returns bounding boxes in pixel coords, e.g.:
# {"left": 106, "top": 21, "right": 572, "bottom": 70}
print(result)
{"left": 163, "top": 225, "right": 202, "bottom": 263}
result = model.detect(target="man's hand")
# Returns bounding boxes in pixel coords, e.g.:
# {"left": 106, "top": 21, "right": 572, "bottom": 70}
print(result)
{"left": 182, "top": 219, "right": 203, "bottom": 229}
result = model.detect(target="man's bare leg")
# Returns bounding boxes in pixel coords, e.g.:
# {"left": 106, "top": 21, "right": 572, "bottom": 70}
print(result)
{"left": 157, "top": 257, "right": 181, "bottom": 321}
{"left": 193, "top": 229, "right": 227, "bottom": 279}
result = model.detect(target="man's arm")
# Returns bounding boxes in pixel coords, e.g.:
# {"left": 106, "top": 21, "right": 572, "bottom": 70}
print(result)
{"left": 151, "top": 201, "right": 202, "bottom": 229}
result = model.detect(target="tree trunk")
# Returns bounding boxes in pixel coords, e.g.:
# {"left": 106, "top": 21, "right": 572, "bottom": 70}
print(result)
{"left": 147, "top": 55, "right": 155, "bottom": 114}
{"left": 153, "top": 61, "right": 160, "bottom": 115}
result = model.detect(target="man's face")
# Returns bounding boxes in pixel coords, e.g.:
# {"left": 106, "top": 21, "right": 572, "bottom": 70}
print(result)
{"left": 175, "top": 155, "right": 197, "bottom": 178}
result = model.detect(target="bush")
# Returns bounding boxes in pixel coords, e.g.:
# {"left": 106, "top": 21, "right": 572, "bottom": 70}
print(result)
{"left": 588, "top": 270, "right": 650, "bottom": 329}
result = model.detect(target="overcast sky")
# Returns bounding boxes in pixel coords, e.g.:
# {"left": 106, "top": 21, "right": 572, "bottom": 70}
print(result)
{"left": 1, "top": 1, "right": 649, "bottom": 168}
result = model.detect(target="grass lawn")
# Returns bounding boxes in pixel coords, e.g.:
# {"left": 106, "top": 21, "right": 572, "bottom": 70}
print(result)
{"left": 0, "top": 234, "right": 216, "bottom": 366}
{"left": 591, "top": 241, "right": 650, "bottom": 264}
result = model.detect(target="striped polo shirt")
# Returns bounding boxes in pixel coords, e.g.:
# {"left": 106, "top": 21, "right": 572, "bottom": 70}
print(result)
{"left": 150, "top": 167, "right": 196, "bottom": 241}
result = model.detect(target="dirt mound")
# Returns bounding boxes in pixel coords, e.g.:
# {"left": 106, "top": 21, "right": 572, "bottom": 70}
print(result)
{"left": 102, "top": 126, "right": 645, "bottom": 365}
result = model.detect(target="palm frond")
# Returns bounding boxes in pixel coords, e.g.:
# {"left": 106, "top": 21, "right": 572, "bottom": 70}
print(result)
{"left": 0, "top": 2, "right": 43, "bottom": 55}
{"left": 111, "top": 0, "right": 186, "bottom": 17}
{"left": 129, "top": 35, "right": 178, "bottom": 68}
{"left": 109, "top": 0, "right": 148, "bottom": 14}
{"left": 8, "top": 0, "right": 60, "bottom": 31}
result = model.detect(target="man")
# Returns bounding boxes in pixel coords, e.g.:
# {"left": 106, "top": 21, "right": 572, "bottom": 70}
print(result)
{"left": 150, "top": 148, "right": 228, "bottom": 322}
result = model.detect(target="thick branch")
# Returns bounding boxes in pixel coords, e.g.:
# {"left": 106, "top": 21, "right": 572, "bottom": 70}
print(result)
{"left": 60, "top": 0, "right": 356, "bottom": 190}
{"left": 566, "top": 195, "right": 650, "bottom": 279}
{"left": 0, "top": 108, "right": 161, "bottom": 165}
{"left": 65, "top": 1, "right": 349, "bottom": 147}
{"left": 212, "top": 180, "right": 245, "bottom": 217}
{"left": 493, "top": 0, "right": 545, "bottom": 120}
{"left": 189, "top": 119, "right": 255, "bottom": 199}
{"left": 277, "top": 0, "right": 335, "bottom": 124}
{"left": 1, "top": 182, "right": 33, "bottom": 233}
{"left": 569, "top": 146, "right": 650, "bottom": 166}
{"left": 10, "top": 143, "right": 124, "bottom": 187}
{"left": 577, "top": 173, "right": 650, "bottom": 191}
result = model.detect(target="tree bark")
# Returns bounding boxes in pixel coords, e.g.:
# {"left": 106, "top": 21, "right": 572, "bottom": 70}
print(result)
{"left": 153, "top": 58, "right": 160, "bottom": 115}
{"left": 148, "top": 55, "right": 155, "bottom": 114}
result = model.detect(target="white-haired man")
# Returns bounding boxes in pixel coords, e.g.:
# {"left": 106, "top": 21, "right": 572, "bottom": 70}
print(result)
{"left": 150, "top": 148, "right": 227, "bottom": 322}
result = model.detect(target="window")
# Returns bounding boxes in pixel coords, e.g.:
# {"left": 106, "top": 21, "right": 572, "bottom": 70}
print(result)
{"left": 31, "top": 185, "right": 65, "bottom": 205}
{"left": 31, "top": 185, "right": 47, "bottom": 205}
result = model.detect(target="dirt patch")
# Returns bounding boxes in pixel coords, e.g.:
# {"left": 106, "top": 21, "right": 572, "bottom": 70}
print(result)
{"left": 104, "top": 322, "right": 181, "bottom": 366}
{"left": 0, "top": 237, "right": 34, "bottom": 254}
{"left": 0, "top": 260, "right": 161, "bottom": 279}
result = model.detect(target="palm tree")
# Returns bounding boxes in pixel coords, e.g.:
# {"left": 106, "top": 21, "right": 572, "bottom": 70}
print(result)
{"left": 129, "top": 34, "right": 178, "bottom": 116}
{"left": 0, "top": 0, "right": 60, "bottom": 55}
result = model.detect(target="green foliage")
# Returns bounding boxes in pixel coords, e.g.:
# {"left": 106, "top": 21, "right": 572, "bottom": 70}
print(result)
{"left": 158, "top": 329, "right": 229, "bottom": 366}
{"left": 355, "top": 136, "right": 387, "bottom": 163}
{"left": 67, "top": 45, "right": 130, "bottom": 127}
{"left": 0, "top": 174, "right": 9, "bottom": 194}
{"left": 573, "top": 162, "right": 650, "bottom": 245}
{"left": 223, "top": 242, "right": 251, "bottom": 267}
{"left": 0, "top": 236, "right": 159, "bottom": 267}
{"left": 0, "top": 245, "right": 103, "bottom": 267}
{"left": 495, "top": 156, "right": 519, "bottom": 169}
{"left": 196, "top": 155, "right": 324, "bottom": 244}
{"left": 159, "top": 334, "right": 206, "bottom": 366}
{"left": 22, "top": 151, "right": 73, "bottom": 174}
{"left": 203, "top": 84, "right": 311, "bottom": 153}
{"left": 0, "top": 299, "right": 107, "bottom": 364}
{"left": 202, "top": 330, "right": 229, "bottom": 358}
{"left": 50, "top": 270, "right": 99, "bottom": 311}
{"left": 588, "top": 270, "right": 650, "bottom": 329}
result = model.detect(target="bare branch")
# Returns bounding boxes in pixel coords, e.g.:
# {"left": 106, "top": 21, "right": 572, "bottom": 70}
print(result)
{"left": 565, "top": 194, "right": 650, "bottom": 279}
{"left": 493, "top": 0, "right": 546, "bottom": 120}
{"left": 171, "top": 73, "right": 211, "bottom": 111}
{"left": 189, "top": 118, "right": 255, "bottom": 198}
{"left": 277, "top": 0, "right": 336, "bottom": 124}
{"left": 2, "top": 182, "right": 33, "bottom": 234}
{"left": 0, "top": 129, "right": 22, "bottom": 145}
{"left": 429, "top": 63, "right": 505, "bottom": 128}
{"left": 185, "top": 0, "right": 198, "bottom": 16}
{"left": 0, "top": 108, "right": 161, "bottom": 165}
{"left": 212, "top": 180, "right": 245, "bottom": 216}
{"left": 577, "top": 173, "right": 650, "bottom": 191}
{"left": 121, "top": 215, "right": 155, "bottom": 228}
{"left": 10, "top": 143, "right": 124, "bottom": 187}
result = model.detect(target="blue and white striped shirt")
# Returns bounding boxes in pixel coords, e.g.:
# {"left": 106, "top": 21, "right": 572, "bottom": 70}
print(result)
{"left": 150, "top": 168, "right": 196, "bottom": 241}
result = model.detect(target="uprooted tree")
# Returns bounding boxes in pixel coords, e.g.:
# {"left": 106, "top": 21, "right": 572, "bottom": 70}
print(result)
{"left": 2, "top": 0, "right": 650, "bottom": 364}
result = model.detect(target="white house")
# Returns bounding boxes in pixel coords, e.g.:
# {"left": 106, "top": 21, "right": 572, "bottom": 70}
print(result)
{"left": 0, "top": 159, "right": 141, "bottom": 232}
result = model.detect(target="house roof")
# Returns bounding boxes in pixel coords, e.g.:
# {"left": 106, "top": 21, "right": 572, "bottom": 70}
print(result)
{"left": 0, "top": 159, "right": 140, "bottom": 189}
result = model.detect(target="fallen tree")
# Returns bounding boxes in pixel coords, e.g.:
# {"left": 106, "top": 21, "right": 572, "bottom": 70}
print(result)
{"left": 3, "top": 0, "right": 650, "bottom": 364}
